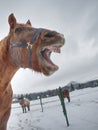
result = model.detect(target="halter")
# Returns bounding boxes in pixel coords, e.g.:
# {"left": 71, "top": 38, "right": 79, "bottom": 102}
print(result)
{"left": 10, "top": 28, "right": 45, "bottom": 67}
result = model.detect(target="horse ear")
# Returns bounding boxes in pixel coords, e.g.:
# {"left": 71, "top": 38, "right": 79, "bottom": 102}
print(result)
{"left": 26, "top": 20, "right": 32, "bottom": 26}
{"left": 8, "top": 13, "right": 17, "bottom": 29}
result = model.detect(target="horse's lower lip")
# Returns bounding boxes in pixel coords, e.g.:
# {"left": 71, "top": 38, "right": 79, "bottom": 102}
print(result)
{"left": 42, "top": 65, "right": 59, "bottom": 76}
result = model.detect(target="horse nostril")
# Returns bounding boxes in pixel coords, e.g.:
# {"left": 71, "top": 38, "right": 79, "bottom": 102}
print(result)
{"left": 44, "top": 31, "right": 56, "bottom": 38}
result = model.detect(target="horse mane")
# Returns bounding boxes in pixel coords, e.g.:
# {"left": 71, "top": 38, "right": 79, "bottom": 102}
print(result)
{"left": 0, "top": 36, "right": 10, "bottom": 68}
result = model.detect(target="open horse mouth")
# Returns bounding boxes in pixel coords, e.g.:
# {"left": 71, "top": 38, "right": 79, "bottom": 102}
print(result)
{"left": 39, "top": 38, "right": 65, "bottom": 75}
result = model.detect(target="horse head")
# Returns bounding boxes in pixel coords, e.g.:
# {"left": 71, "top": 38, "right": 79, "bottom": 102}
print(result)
{"left": 8, "top": 13, "right": 65, "bottom": 76}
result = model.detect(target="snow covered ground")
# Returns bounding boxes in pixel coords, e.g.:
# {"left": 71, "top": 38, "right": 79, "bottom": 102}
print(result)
{"left": 8, "top": 87, "right": 98, "bottom": 130}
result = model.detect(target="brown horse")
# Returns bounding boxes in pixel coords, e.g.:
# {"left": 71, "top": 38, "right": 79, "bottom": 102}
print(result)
{"left": 0, "top": 13, "right": 65, "bottom": 130}
{"left": 63, "top": 89, "right": 70, "bottom": 102}
{"left": 19, "top": 98, "right": 30, "bottom": 113}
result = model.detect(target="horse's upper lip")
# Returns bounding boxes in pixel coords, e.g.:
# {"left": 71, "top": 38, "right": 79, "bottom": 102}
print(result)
{"left": 41, "top": 38, "right": 65, "bottom": 52}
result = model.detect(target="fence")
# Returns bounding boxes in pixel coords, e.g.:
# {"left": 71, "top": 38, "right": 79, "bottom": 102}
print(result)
{"left": 12, "top": 89, "right": 69, "bottom": 127}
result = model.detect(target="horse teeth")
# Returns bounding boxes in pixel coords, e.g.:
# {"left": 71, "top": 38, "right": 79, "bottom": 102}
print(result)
{"left": 44, "top": 46, "right": 61, "bottom": 53}
{"left": 53, "top": 48, "right": 60, "bottom": 53}
{"left": 58, "top": 47, "right": 60, "bottom": 53}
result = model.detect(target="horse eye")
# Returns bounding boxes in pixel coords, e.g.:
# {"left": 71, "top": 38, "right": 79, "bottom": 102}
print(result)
{"left": 15, "top": 28, "right": 22, "bottom": 33}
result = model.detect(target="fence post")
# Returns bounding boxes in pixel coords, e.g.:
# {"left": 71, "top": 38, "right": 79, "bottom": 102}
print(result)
{"left": 39, "top": 95, "right": 43, "bottom": 112}
{"left": 58, "top": 87, "right": 69, "bottom": 126}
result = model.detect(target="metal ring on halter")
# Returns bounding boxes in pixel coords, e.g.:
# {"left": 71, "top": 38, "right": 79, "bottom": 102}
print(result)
{"left": 26, "top": 42, "right": 33, "bottom": 49}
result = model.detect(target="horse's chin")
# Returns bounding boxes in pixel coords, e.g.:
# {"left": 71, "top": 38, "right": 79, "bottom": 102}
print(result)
{"left": 41, "top": 69, "right": 57, "bottom": 76}
{"left": 38, "top": 60, "right": 59, "bottom": 76}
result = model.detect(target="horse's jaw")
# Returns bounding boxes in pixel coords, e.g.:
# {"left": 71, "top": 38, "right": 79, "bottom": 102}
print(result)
{"left": 32, "top": 36, "right": 65, "bottom": 76}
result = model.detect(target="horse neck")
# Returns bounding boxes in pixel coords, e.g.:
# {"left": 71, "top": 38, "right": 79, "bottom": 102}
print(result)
{"left": 0, "top": 36, "right": 18, "bottom": 94}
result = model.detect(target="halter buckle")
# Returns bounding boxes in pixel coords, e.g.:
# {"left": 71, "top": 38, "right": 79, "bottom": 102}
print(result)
{"left": 27, "top": 42, "right": 33, "bottom": 49}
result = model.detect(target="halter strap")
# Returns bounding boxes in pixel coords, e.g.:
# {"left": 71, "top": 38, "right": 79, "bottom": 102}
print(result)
{"left": 10, "top": 28, "right": 45, "bottom": 67}
{"left": 10, "top": 28, "right": 44, "bottom": 48}
{"left": 30, "top": 28, "right": 44, "bottom": 45}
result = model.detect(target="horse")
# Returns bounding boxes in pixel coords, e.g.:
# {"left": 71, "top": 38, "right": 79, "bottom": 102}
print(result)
{"left": 0, "top": 13, "right": 65, "bottom": 130}
{"left": 19, "top": 98, "right": 30, "bottom": 113}
{"left": 63, "top": 89, "right": 70, "bottom": 102}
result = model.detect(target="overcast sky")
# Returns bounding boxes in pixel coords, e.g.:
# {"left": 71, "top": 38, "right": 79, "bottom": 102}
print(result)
{"left": 0, "top": 0, "right": 98, "bottom": 94}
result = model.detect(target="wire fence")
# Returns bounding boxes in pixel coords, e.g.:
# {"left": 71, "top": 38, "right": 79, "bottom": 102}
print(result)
{"left": 12, "top": 87, "right": 97, "bottom": 110}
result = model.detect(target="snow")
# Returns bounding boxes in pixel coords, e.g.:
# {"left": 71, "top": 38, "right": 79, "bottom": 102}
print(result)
{"left": 8, "top": 87, "right": 98, "bottom": 130}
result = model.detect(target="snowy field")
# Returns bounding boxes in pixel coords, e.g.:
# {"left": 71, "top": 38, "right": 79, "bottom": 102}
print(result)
{"left": 8, "top": 87, "right": 98, "bottom": 130}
